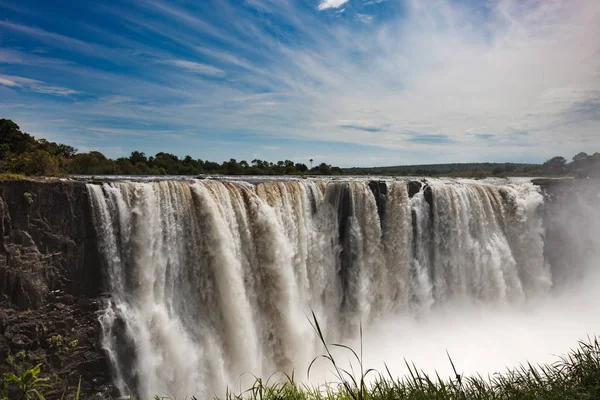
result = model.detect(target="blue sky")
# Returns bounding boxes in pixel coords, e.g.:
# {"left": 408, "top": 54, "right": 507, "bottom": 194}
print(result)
{"left": 0, "top": 0, "right": 599, "bottom": 167}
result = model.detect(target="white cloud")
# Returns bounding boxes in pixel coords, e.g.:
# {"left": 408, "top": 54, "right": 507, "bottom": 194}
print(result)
{"left": 100, "top": 95, "right": 136, "bottom": 105}
{"left": 318, "top": 0, "right": 349, "bottom": 11}
{"left": 159, "top": 59, "right": 225, "bottom": 77}
{"left": 354, "top": 13, "right": 373, "bottom": 23}
{"left": 0, "top": 76, "right": 19, "bottom": 87}
{"left": 0, "top": 74, "right": 78, "bottom": 96}
{"left": 254, "top": 0, "right": 600, "bottom": 161}
{"left": 0, "top": 48, "right": 72, "bottom": 66}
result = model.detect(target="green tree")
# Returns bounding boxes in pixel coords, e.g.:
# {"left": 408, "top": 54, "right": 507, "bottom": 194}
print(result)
{"left": 331, "top": 166, "right": 343, "bottom": 175}
{"left": 295, "top": 163, "right": 308, "bottom": 173}
{"left": 153, "top": 153, "right": 181, "bottom": 174}
{"left": 66, "top": 151, "right": 115, "bottom": 174}
{"left": 0, "top": 119, "right": 36, "bottom": 157}
{"left": 203, "top": 161, "right": 221, "bottom": 172}
{"left": 115, "top": 158, "right": 140, "bottom": 175}
{"left": 542, "top": 156, "right": 567, "bottom": 176}
{"left": 504, "top": 163, "right": 517, "bottom": 173}
{"left": 224, "top": 158, "right": 242, "bottom": 175}
{"left": 572, "top": 152, "right": 589, "bottom": 162}
{"left": 493, "top": 166, "right": 505, "bottom": 175}
{"left": 129, "top": 151, "right": 148, "bottom": 165}
{"left": 318, "top": 163, "right": 332, "bottom": 175}
{"left": 25, "top": 150, "right": 60, "bottom": 176}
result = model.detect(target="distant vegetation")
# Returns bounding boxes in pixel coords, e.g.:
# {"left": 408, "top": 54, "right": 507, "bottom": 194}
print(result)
{"left": 345, "top": 154, "right": 600, "bottom": 178}
{"left": 345, "top": 162, "right": 537, "bottom": 177}
{"left": 2, "top": 118, "right": 599, "bottom": 178}
{"left": 0, "top": 119, "right": 342, "bottom": 177}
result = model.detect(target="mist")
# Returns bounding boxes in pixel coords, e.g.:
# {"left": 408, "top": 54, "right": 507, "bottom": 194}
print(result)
{"left": 312, "top": 179, "right": 600, "bottom": 385}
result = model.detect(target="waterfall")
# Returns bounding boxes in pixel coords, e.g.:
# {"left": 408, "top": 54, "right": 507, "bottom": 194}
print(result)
{"left": 87, "top": 178, "right": 550, "bottom": 398}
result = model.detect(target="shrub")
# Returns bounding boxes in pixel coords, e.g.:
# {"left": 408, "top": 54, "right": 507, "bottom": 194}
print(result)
{"left": 23, "top": 192, "right": 33, "bottom": 205}
{"left": 46, "top": 335, "right": 63, "bottom": 349}
{"left": 2, "top": 364, "right": 51, "bottom": 400}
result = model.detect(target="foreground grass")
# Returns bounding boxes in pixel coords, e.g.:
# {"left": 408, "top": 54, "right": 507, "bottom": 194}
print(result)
{"left": 3, "top": 335, "right": 600, "bottom": 399}
{"left": 223, "top": 337, "right": 600, "bottom": 400}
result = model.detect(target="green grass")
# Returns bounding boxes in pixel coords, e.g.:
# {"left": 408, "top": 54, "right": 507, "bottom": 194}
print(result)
{"left": 0, "top": 173, "right": 31, "bottom": 181}
{"left": 222, "top": 337, "right": 600, "bottom": 400}
{"left": 3, "top": 326, "right": 600, "bottom": 399}
{"left": 220, "top": 314, "right": 600, "bottom": 400}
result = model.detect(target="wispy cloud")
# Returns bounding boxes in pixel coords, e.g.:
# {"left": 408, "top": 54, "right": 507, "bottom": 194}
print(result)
{"left": 0, "top": 21, "right": 117, "bottom": 60}
{"left": 0, "top": 48, "right": 72, "bottom": 67}
{"left": 0, "top": 74, "right": 78, "bottom": 96}
{"left": 137, "top": 0, "right": 245, "bottom": 47}
{"left": 318, "top": 0, "right": 349, "bottom": 11}
{"left": 339, "top": 120, "right": 387, "bottom": 132}
{"left": 354, "top": 13, "right": 374, "bottom": 24}
{"left": 158, "top": 59, "right": 225, "bottom": 77}
{"left": 407, "top": 134, "right": 455, "bottom": 145}
{"left": 86, "top": 127, "right": 185, "bottom": 138}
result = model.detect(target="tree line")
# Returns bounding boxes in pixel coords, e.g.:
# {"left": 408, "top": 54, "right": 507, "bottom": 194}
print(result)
{"left": 2, "top": 119, "right": 598, "bottom": 178}
{"left": 540, "top": 153, "right": 600, "bottom": 178}
{"left": 344, "top": 162, "right": 537, "bottom": 177}
{"left": 0, "top": 119, "right": 342, "bottom": 176}
{"left": 345, "top": 153, "right": 600, "bottom": 178}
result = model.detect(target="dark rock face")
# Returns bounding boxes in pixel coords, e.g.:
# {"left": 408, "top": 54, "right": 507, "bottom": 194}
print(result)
{"left": 337, "top": 183, "right": 357, "bottom": 318}
{"left": 423, "top": 185, "right": 433, "bottom": 209}
{"left": 0, "top": 179, "right": 111, "bottom": 399}
{"left": 407, "top": 181, "right": 422, "bottom": 198}
{"left": 368, "top": 181, "right": 388, "bottom": 224}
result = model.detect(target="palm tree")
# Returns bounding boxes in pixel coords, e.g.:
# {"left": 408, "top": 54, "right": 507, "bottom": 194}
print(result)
{"left": 310, "top": 158, "right": 314, "bottom": 169}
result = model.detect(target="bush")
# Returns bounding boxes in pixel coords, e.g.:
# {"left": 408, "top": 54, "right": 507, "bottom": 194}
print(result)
{"left": 46, "top": 335, "right": 63, "bottom": 349}
{"left": 23, "top": 192, "right": 33, "bottom": 205}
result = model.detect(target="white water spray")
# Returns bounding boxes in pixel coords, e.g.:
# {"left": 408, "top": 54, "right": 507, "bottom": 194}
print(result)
{"left": 86, "top": 178, "right": 585, "bottom": 398}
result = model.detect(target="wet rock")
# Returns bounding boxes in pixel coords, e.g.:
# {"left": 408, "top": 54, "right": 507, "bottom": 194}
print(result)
{"left": 0, "top": 310, "right": 7, "bottom": 334}
{"left": 423, "top": 185, "right": 434, "bottom": 209}
{"left": 368, "top": 181, "right": 388, "bottom": 224}
{"left": 0, "top": 336, "right": 9, "bottom": 359}
{"left": 337, "top": 183, "right": 358, "bottom": 318}
{"left": 61, "top": 294, "right": 75, "bottom": 305}
{"left": 11, "top": 333, "right": 31, "bottom": 350}
{"left": 407, "top": 181, "right": 422, "bottom": 198}
{"left": 76, "top": 297, "right": 89, "bottom": 308}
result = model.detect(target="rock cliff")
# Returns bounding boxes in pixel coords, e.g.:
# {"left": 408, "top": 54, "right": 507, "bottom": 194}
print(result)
{"left": 0, "top": 179, "right": 111, "bottom": 399}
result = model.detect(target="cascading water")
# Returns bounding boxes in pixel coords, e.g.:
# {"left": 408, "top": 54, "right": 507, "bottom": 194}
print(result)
{"left": 87, "top": 178, "right": 552, "bottom": 398}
